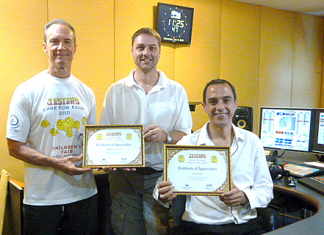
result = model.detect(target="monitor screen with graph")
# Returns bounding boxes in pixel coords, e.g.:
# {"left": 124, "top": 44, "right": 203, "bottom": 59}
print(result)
{"left": 259, "top": 107, "right": 314, "bottom": 152}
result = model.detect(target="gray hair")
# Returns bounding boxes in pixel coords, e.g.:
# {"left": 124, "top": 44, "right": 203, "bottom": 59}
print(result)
{"left": 44, "top": 19, "right": 76, "bottom": 44}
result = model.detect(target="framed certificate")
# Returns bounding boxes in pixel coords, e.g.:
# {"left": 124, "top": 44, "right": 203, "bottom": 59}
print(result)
{"left": 164, "top": 145, "right": 232, "bottom": 195}
{"left": 83, "top": 125, "right": 145, "bottom": 168}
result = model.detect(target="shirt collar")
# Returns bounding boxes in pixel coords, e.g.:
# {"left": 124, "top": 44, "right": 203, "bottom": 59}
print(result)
{"left": 125, "top": 69, "right": 168, "bottom": 90}
{"left": 46, "top": 70, "right": 73, "bottom": 83}
{"left": 196, "top": 122, "right": 214, "bottom": 146}
{"left": 196, "top": 122, "right": 245, "bottom": 146}
{"left": 232, "top": 123, "right": 244, "bottom": 143}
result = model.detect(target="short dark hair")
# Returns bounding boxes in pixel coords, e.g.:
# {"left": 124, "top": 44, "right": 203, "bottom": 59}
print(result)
{"left": 44, "top": 19, "right": 76, "bottom": 44}
{"left": 203, "top": 79, "right": 237, "bottom": 104}
{"left": 131, "top": 27, "right": 161, "bottom": 48}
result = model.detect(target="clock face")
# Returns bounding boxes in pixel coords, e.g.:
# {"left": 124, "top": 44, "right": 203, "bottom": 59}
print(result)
{"left": 157, "top": 3, "right": 194, "bottom": 44}
{"left": 279, "top": 117, "right": 292, "bottom": 130}
{"left": 162, "top": 9, "right": 187, "bottom": 39}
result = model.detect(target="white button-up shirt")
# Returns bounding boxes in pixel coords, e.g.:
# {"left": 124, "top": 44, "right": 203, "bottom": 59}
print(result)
{"left": 153, "top": 122, "right": 273, "bottom": 224}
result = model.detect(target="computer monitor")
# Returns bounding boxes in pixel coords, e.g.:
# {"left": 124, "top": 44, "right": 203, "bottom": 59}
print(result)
{"left": 259, "top": 107, "right": 314, "bottom": 153}
{"left": 312, "top": 108, "right": 324, "bottom": 156}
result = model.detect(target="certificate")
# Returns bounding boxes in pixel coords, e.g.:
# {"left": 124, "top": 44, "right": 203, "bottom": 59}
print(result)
{"left": 83, "top": 125, "right": 145, "bottom": 168}
{"left": 164, "top": 145, "right": 232, "bottom": 195}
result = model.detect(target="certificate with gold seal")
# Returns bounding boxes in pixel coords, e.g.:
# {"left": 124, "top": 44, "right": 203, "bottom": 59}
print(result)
{"left": 83, "top": 125, "right": 145, "bottom": 168}
{"left": 164, "top": 145, "right": 232, "bottom": 195}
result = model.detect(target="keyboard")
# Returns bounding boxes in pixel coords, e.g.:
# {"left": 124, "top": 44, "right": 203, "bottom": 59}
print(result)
{"left": 298, "top": 176, "right": 324, "bottom": 196}
{"left": 279, "top": 162, "right": 324, "bottom": 177}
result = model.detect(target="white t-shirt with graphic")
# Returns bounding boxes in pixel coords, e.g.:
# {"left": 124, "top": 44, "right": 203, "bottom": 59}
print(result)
{"left": 7, "top": 70, "right": 97, "bottom": 205}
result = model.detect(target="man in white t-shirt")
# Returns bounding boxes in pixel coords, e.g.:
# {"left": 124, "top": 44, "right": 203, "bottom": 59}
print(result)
{"left": 156, "top": 79, "right": 273, "bottom": 235}
{"left": 100, "top": 27, "right": 192, "bottom": 235}
{"left": 6, "top": 19, "right": 98, "bottom": 235}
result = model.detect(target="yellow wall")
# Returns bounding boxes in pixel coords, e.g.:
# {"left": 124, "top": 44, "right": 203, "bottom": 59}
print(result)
{"left": 0, "top": 0, "right": 48, "bottom": 182}
{"left": 220, "top": 0, "right": 261, "bottom": 131}
{"left": 292, "top": 14, "right": 324, "bottom": 108}
{"left": 0, "top": 0, "right": 323, "bottom": 181}
{"left": 47, "top": 0, "right": 115, "bottom": 118}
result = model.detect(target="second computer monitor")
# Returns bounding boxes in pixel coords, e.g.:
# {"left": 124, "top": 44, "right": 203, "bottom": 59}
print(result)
{"left": 259, "top": 107, "right": 313, "bottom": 152}
{"left": 312, "top": 108, "right": 324, "bottom": 155}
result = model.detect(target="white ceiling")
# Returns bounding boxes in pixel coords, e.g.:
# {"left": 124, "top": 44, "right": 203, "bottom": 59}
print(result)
{"left": 235, "top": 0, "right": 324, "bottom": 16}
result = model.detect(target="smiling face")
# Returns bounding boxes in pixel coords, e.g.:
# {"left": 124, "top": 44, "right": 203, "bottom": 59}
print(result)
{"left": 131, "top": 34, "right": 161, "bottom": 73}
{"left": 203, "top": 83, "right": 238, "bottom": 129}
{"left": 43, "top": 24, "right": 77, "bottom": 77}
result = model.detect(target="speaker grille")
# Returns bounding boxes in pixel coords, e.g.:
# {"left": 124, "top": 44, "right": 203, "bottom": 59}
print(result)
{"left": 232, "top": 106, "right": 253, "bottom": 131}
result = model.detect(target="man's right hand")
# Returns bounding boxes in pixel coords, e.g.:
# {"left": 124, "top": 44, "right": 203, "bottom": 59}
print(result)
{"left": 7, "top": 139, "right": 92, "bottom": 175}
{"left": 55, "top": 154, "right": 92, "bottom": 175}
{"left": 158, "top": 181, "right": 177, "bottom": 202}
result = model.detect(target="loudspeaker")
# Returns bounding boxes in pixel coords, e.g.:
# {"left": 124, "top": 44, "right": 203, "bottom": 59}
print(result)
{"left": 232, "top": 106, "right": 253, "bottom": 131}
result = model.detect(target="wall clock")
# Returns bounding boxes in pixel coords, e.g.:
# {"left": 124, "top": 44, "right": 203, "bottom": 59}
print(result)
{"left": 157, "top": 3, "right": 194, "bottom": 44}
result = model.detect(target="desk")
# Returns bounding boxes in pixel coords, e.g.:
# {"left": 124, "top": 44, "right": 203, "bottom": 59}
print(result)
{"left": 267, "top": 181, "right": 324, "bottom": 235}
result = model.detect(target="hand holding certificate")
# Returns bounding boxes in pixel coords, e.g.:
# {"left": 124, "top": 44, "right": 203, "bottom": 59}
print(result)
{"left": 164, "top": 145, "right": 232, "bottom": 195}
{"left": 83, "top": 125, "right": 145, "bottom": 168}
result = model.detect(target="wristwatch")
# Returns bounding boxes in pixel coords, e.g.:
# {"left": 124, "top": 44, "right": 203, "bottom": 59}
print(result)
{"left": 165, "top": 130, "right": 173, "bottom": 143}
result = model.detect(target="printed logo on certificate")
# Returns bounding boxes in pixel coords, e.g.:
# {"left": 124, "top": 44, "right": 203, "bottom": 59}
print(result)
{"left": 83, "top": 125, "right": 145, "bottom": 168}
{"left": 164, "top": 145, "right": 232, "bottom": 195}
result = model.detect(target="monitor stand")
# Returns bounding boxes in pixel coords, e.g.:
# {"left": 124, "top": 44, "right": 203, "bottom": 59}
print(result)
{"left": 266, "top": 150, "right": 279, "bottom": 163}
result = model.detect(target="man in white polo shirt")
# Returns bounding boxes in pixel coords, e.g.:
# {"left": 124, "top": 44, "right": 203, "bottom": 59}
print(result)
{"left": 100, "top": 27, "right": 192, "bottom": 235}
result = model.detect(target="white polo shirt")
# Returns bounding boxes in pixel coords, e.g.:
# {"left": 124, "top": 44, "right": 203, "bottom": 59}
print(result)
{"left": 100, "top": 70, "right": 192, "bottom": 170}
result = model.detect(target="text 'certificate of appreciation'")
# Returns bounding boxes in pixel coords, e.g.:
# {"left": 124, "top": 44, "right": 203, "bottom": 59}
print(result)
{"left": 83, "top": 125, "right": 145, "bottom": 168}
{"left": 164, "top": 145, "right": 232, "bottom": 195}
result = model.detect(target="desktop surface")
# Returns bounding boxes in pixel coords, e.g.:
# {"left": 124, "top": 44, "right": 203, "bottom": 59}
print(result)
{"left": 270, "top": 151, "right": 324, "bottom": 197}
{"left": 298, "top": 176, "right": 324, "bottom": 196}
{"left": 263, "top": 151, "right": 324, "bottom": 234}
{"left": 268, "top": 181, "right": 324, "bottom": 235}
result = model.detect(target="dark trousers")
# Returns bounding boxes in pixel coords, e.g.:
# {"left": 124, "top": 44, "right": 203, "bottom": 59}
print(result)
{"left": 23, "top": 194, "right": 98, "bottom": 235}
{"left": 95, "top": 173, "right": 114, "bottom": 235}
{"left": 109, "top": 170, "right": 172, "bottom": 235}
{"left": 183, "top": 218, "right": 266, "bottom": 235}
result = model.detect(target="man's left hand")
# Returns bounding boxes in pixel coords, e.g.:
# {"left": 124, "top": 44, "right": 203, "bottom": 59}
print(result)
{"left": 143, "top": 125, "right": 167, "bottom": 143}
{"left": 219, "top": 185, "right": 248, "bottom": 207}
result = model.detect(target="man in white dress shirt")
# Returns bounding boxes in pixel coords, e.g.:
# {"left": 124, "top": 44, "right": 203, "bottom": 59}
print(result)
{"left": 156, "top": 79, "right": 273, "bottom": 235}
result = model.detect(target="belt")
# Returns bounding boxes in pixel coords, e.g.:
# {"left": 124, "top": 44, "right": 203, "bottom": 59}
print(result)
{"left": 136, "top": 167, "right": 162, "bottom": 175}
